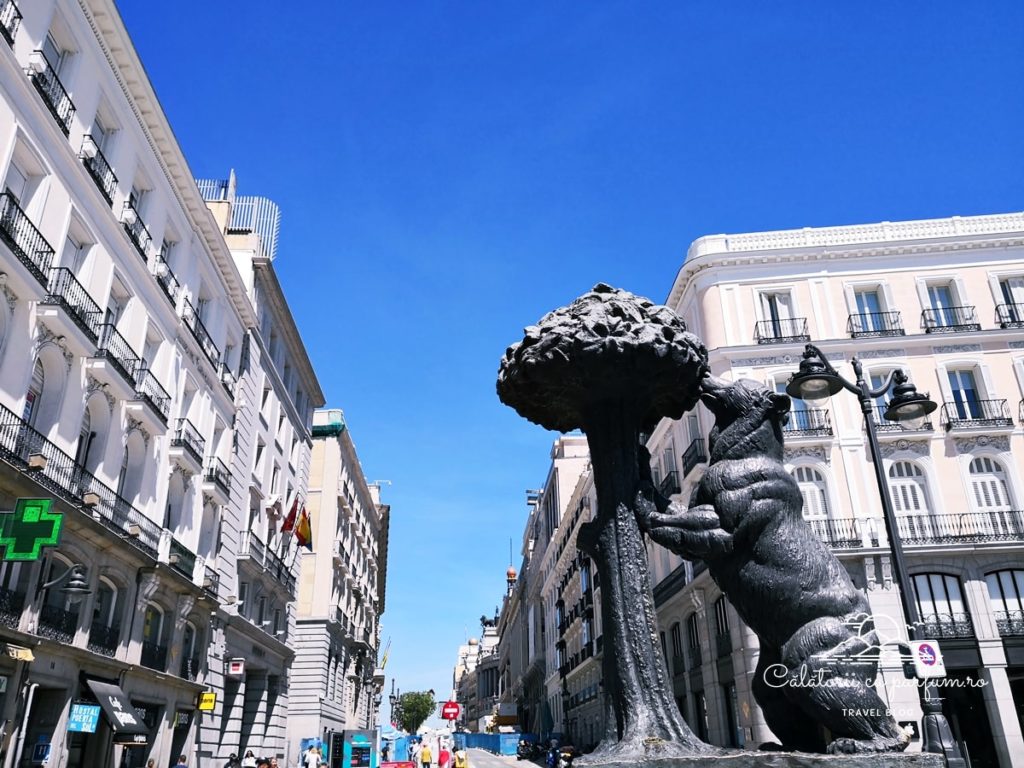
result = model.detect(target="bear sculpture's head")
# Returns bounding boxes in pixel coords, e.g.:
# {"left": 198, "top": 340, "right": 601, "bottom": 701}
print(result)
{"left": 700, "top": 374, "right": 792, "bottom": 457}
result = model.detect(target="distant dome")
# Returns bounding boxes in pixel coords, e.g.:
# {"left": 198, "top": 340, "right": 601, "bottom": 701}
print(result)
{"left": 468, "top": 637, "right": 479, "bottom": 646}
{"left": 506, "top": 566, "right": 517, "bottom": 579}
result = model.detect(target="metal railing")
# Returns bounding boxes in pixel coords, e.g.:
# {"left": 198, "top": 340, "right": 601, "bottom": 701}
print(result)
{"left": 122, "top": 201, "right": 151, "bottom": 261}
{"left": 38, "top": 603, "right": 79, "bottom": 643}
{"left": 179, "top": 654, "right": 202, "bottom": 681}
{"left": 871, "top": 405, "right": 932, "bottom": 433}
{"left": 682, "top": 438, "right": 707, "bottom": 476}
{"left": 0, "top": 0, "right": 21, "bottom": 48}
{"left": 79, "top": 136, "right": 117, "bottom": 205}
{"left": 154, "top": 251, "right": 181, "bottom": 305}
{"left": 204, "top": 456, "right": 231, "bottom": 497}
{"left": 847, "top": 311, "right": 904, "bottom": 338}
{"left": 897, "top": 510, "right": 1024, "bottom": 545}
{"left": 995, "top": 303, "right": 1024, "bottom": 329}
{"left": 994, "top": 610, "right": 1024, "bottom": 637}
{"left": 921, "top": 305, "right": 981, "bottom": 333}
{"left": 754, "top": 317, "right": 810, "bottom": 344}
{"left": 140, "top": 640, "right": 168, "bottom": 671}
{"left": 181, "top": 298, "right": 220, "bottom": 368}
{"left": 917, "top": 612, "right": 974, "bottom": 639}
{"left": 940, "top": 399, "right": 1013, "bottom": 430}
{"left": 806, "top": 516, "right": 874, "bottom": 549}
{"left": 658, "top": 471, "right": 681, "bottom": 497}
{"left": 0, "top": 585, "right": 24, "bottom": 629}
{"left": 0, "top": 191, "right": 55, "bottom": 287}
{"left": 28, "top": 51, "right": 75, "bottom": 135}
{"left": 783, "top": 408, "right": 832, "bottom": 437}
{"left": 133, "top": 366, "right": 171, "bottom": 424}
{"left": 43, "top": 267, "right": 101, "bottom": 341}
{"left": 171, "top": 418, "right": 205, "bottom": 464}
{"left": 0, "top": 402, "right": 161, "bottom": 558}
{"left": 96, "top": 323, "right": 141, "bottom": 385}
{"left": 168, "top": 537, "right": 196, "bottom": 579}
{"left": 241, "top": 533, "right": 296, "bottom": 593}
{"left": 87, "top": 620, "right": 119, "bottom": 656}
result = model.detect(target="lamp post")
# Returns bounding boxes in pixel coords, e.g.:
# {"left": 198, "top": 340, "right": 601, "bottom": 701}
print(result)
{"left": 786, "top": 344, "right": 964, "bottom": 766}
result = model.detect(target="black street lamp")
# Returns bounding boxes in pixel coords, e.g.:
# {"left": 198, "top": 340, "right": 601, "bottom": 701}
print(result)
{"left": 786, "top": 344, "right": 964, "bottom": 766}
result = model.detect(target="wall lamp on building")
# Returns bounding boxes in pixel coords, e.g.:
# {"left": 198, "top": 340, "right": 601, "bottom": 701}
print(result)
{"left": 787, "top": 344, "right": 965, "bottom": 768}
{"left": 40, "top": 563, "right": 91, "bottom": 605}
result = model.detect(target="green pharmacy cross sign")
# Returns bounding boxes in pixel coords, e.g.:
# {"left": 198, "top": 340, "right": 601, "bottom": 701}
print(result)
{"left": 0, "top": 499, "right": 64, "bottom": 561}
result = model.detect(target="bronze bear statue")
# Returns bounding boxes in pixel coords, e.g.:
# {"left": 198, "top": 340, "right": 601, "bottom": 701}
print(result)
{"left": 636, "top": 374, "right": 910, "bottom": 754}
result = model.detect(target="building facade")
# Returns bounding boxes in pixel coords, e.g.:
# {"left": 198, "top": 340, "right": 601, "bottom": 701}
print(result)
{"left": 288, "top": 408, "right": 389, "bottom": 749}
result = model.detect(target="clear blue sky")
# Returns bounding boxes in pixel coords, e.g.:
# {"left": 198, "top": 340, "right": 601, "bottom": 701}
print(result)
{"left": 117, "top": 0, "right": 1023, "bottom": 725}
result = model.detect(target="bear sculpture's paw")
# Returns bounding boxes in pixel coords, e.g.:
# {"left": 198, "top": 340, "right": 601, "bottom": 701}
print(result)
{"left": 826, "top": 731, "right": 911, "bottom": 754}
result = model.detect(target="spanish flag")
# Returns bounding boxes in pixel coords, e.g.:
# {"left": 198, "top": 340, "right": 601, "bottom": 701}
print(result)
{"left": 295, "top": 506, "right": 313, "bottom": 551}
{"left": 281, "top": 497, "right": 299, "bottom": 533}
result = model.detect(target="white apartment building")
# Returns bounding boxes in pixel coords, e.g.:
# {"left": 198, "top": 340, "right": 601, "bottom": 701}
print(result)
{"left": 0, "top": 1, "right": 256, "bottom": 766}
{"left": 644, "top": 211, "right": 1024, "bottom": 768}
{"left": 288, "top": 409, "right": 389, "bottom": 749}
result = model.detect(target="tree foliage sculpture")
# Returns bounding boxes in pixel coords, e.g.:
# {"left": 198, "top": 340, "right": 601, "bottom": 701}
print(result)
{"left": 397, "top": 691, "right": 437, "bottom": 734}
{"left": 497, "top": 283, "right": 713, "bottom": 759}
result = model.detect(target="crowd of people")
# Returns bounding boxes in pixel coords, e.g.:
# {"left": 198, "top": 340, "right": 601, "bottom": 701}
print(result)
{"left": 409, "top": 738, "right": 467, "bottom": 768}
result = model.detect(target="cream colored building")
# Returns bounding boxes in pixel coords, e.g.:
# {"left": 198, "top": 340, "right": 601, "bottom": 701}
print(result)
{"left": 645, "top": 211, "right": 1024, "bottom": 767}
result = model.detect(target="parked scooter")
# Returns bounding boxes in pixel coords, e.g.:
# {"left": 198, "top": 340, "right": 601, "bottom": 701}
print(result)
{"left": 557, "top": 745, "right": 577, "bottom": 768}
{"left": 516, "top": 740, "right": 536, "bottom": 761}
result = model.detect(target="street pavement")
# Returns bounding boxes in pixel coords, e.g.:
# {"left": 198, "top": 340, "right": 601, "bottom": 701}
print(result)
{"left": 466, "top": 748, "right": 518, "bottom": 768}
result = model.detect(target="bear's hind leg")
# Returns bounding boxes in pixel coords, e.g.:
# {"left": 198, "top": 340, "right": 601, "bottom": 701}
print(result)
{"left": 751, "top": 645, "right": 828, "bottom": 752}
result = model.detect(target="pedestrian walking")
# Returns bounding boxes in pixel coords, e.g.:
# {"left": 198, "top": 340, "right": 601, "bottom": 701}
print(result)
{"left": 453, "top": 748, "right": 467, "bottom": 768}
{"left": 420, "top": 742, "right": 433, "bottom": 768}
{"left": 242, "top": 749, "right": 258, "bottom": 767}
{"left": 304, "top": 745, "right": 322, "bottom": 768}
{"left": 226, "top": 753, "right": 241, "bottom": 768}
{"left": 438, "top": 746, "right": 450, "bottom": 768}
{"left": 175, "top": 756, "right": 189, "bottom": 768}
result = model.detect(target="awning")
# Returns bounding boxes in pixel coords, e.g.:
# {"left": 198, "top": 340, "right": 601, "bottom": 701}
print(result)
{"left": 85, "top": 680, "right": 150, "bottom": 738}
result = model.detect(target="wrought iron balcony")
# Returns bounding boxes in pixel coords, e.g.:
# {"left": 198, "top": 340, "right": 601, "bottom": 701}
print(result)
{"left": 132, "top": 366, "right": 171, "bottom": 425}
{"left": 658, "top": 471, "right": 681, "bottom": 497}
{"left": 181, "top": 298, "right": 220, "bottom": 368}
{"left": 782, "top": 408, "right": 832, "bottom": 437}
{"left": 43, "top": 267, "right": 101, "bottom": 342}
{"left": 754, "top": 317, "right": 810, "bottom": 344}
{"left": 38, "top": 603, "right": 79, "bottom": 643}
{"left": 168, "top": 536, "right": 196, "bottom": 579}
{"left": 897, "top": 510, "right": 1024, "bottom": 545}
{"left": 179, "top": 653, "right": 202, "bottom": 681}
{"left": 0, "top": 402, "right": 161, "bottom": 558}
{"left": 79, "top": 136, "right": 117, "bottom": 205}
{"left": 240, "top": 533, "right": 297, "bottom": 594}
{"left": 171, "top": 418, "right": 205, "bottom": 466}
{"left": 806, "top": 516, "right": 874, "bottom": 549}
{"left": 682, "top": 438, "right": 707, "bottom": 476}
{"left": 921, "top": 305, "right": 981, "bottom": 333}
{"left": 153, "top": 250, "right": 181, "bottom": 305}
{"left": 96, "top": 323, "right": 141, "bottom": 385}
{"left": 87, "top": 620, "right": 119, "bottom": 656}
{"left": 870, "top": 405, "right": 932, "bottom": 433}
{"left": 0, "top": 585, "right": 24, "bottom": 629}
{"left": 917, "top": 612, "right": 974, "bottom": 639}
{"left": 940, "top": 399, "right": 1013, "bottom": 430}
{"left": 995, "top": 610, "right": 1024, "bottom": 637}
{"left": 995, "top": 303, "right": 1024, "bottom": 329}
{"left": 122, "top": 201, "right": 152, "bottom": 261}
{"left": 140, "top": 640, "right": 168, "bottom": 671}
{"left": 715, "top": 631, "right": 732, "bottom": 659}
{"left": 204, "top": 456, "right": 231, "bottom": 497}
{"left": 0, "top": 191, "right": 55, "bottom": 287}
{"left": 687, "top": 646, "right": 702, "bottom": 671}
{"left": 27, "top": 51, "right": 75, "bottom": 135}
{"left": 0, "top": 0, "right": 21, "bottom": 48}
{"left": 847, "top": 311, "right": 904, "bottom": 338}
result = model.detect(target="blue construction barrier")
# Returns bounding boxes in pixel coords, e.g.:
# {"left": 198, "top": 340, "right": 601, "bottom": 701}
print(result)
{"left": 452, "top": 732, "right": 520, "bottom": 755}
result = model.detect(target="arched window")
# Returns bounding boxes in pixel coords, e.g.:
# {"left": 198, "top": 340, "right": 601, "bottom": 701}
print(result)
{"left": 164, "top": 471, "right": 185, "bottom": 531}
{"left": 38, "top": 553, "right": 81, "bottom": 644}
{"left": 75, "top": 406, "right": 92, "bottom": 467}
{"left": 987, "top": 569, "right": 1024, "bottom": 636}
{"left": 23, "top": 360, "right": 44, "bottom": 426}
{"left": 78, "top": 394, "right": 109, "bottom": 476}
{"left": 912, "top": 573, "right": 973, "bottom": 638}
{"left": 141, "top": 604, "right": 168, "bottom": 671}
{"left": 888, "top": 461, "right": 934, "bottom": 541}
{"left": 793, "top": 466, "right": 830, "bottom": 537}
{"left": 969, "top": 457, "right": 1013, "bottom": 512}
{"left": 686, "top": 613, "right": 701, "bottom": 670}
{"left": 117, "top": 431, "right": 146, "bottom": 505}
{"left": 88, "top": 577, "right": 121, "bottom": 656}
{"left": 181, "top": 621, "right": 200, "bottom": 680}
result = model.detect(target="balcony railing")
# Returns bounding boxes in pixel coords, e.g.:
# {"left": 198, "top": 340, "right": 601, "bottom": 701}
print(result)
{"left": 87, "top": 621, "right": 119, "bottom": 656}
{"left": 140, "top": 640, "right": 168, "bottom": 671}
{"left": 0, "top": 191, "right": 55, "bottom": 287}
{"left": 242, "top": 533, "right": 297, "bottom": 593}
{"left": 0, "top": 402, "right": 161, "bottom": 558}
{"left": 995, "top": 303, "right": 1024, "bottom": 329}
{"left": 715, "top": 631, "right": 732, "bottom": 658}
{"left": 133, "top": 366, "right": 171, "bottom": 424}
{"left": 154, "top": 251, "right": 181, "bottom": 305}
{"left": 38, "top": 603, "right": 79, "bottom": 643}
{"left": 28, "top": 51, "right": 75, "bottom": 135}
{"left": 658, "top": 471, "right": 681, "bottom": 497}
{"left": 687, "top": 646, "right": 702, "bottom": 671}
{"left": 43, "top": 267, "right": 101, "bottom": 342}
{"left": 870, "top": 405, "right": 933, "bottom": 433}
{"left": 122, "top": 201, "right": 152, "bottom": 261}
{"left": 682, "top": 438, "right": 707, "bottom": 476}
{"left": 783, "top": 408, "right": 832, "bottom": 437}
{"left": 897, "top": 510, "right": 1024, "bottom": 545}
{"left": 0, "top": 585, "right": 24, "bottom": 629}
{"left": 0, "top": 0, "right": 21, "bottom": 48}
{"left": 181, "top": 298, "right": 220, "bottom": 368}
{"left": 806, "top": 516, "right": 874, "bottom": 549}
{"left": 179, "top": 653, "right": 202, "bottom": 681}
{"left": 171, "top": 419, "right": 205, "bottom": 465}
{"left": 917, "top": 612, "right": 974, "bottom": 639}
{"left": 79, "top": 136, "right": 117, "bottom": 205}
{"left": 921, "top": 305, "right": 981, "bottom": 333}
{"left": 96, "top": 323, "right": 141, "bottom": 385}
{"left": 995, "top": 610, "right": 1024, "bottom": 637}
{"left": 168, "top": 537, "right": 196, "bottom": 579}
{"left": 940, "top": 399, "right": 1013, "bottom": 430}
{"left": 204, "top": 456, "right": 231, "bottom": 497}
{"left": 754, "top": 317, "right": 810, "bottom": 344}
{"left": 847, "top": 311, "right": 904, "bottom": 338}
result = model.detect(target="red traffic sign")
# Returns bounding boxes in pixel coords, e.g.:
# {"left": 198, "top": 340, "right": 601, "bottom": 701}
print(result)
{"left": 441, "top": 701, "right": 461, "bottom": 720}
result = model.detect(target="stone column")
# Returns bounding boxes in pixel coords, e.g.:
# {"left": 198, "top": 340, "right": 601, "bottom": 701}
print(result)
{"left": 734, "top": 618, "right": 771, "bottom": 748}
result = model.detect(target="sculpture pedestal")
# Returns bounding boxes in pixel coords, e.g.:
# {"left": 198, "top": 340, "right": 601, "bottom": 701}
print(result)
{"left": 578, "top": 752, "right": 944, "bottom": 768}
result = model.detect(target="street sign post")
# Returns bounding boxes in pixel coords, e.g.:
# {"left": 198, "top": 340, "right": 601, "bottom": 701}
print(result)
{"left": 440, "top": 701, "right": 460, "bottom": 721}
{"left": 910, "top": 640, "right": 947, "bottom": 679}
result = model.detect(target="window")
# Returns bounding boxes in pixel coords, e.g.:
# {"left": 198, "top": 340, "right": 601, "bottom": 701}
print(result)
{"left": 75, "top": 407, "right": 94, "bottom": 468}
{"left": 686, "top": 613, "right": 700, "bottom": 652}
{"left": 912, "top": 573, "right": 973, "bottom": 638}
{"left": 927, "top": 283, "right": 957, "bottom": 327}
{"left": 998, "top": 277, "right": 1024, "bottom": 325}
{"left": 659, "top": 631, "right": 668, "bottom": 662}
{"left": 42, "top": 32, "right": 68, "bottom": 74}
{"left": 852, "top": 288, "right": 888, "bottom": 334}
{"left": 3, "top": 145, "right": 46, "bottom": 218}
{"left": 947, "top": 368, "right": 982, "bottom": 420}
{"left": 793, "top": 467, "right": 830, "bottom": 536}
{"left": 128, "top": 184, "right": 146, "bottom": 212}
{"left": 142, "top": 604, "right": 163, "bottom": 644}
{"left": 761, "top": 291, "right": 793, "bottom": 325}
{"left": 238, "top": 582, "right": 249, "bottom": 618}
{"left": 986, "top": 570, "right": 1024, "bottom": 635}
{"left": 670, "top": 622, "right": 683, "bottom": 660}
{"left": 714, "top": 597, "right": 730, "bottom": 638}
{"left": 92, "top": 113, "right": 115, "bottom": 154}
{"left": 969, "top": 457, "right": 1012, "bottom": 512}
{"left": 23, "top": 360, "right": 44, "bottom": 426}
{"left": 61, "top": 233, "right": 87, "bottom": 273}
{"left": 92, "top": 577, "right": 118, "bottom": 628}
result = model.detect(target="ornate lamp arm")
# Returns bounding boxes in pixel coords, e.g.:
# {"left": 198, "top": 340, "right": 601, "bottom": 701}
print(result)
{"left": 801, "top": 344, "right": 861, "bottom": 397}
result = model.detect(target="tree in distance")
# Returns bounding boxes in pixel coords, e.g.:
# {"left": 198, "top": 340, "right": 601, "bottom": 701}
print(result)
{"left": 397, "top": 691, "right": 437, "bottom": 734}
